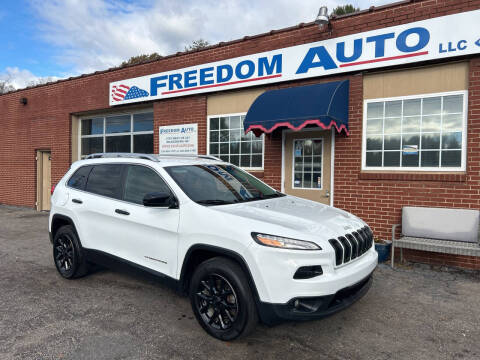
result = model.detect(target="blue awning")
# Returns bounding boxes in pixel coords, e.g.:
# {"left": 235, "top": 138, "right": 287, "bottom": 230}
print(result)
{"left": 244, "top": 80, "right": 349, "bottom": 136}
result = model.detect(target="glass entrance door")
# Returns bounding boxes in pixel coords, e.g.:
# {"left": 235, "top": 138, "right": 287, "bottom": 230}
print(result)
{"left": 283, "top": 130, "right": 331, "bottom": 205}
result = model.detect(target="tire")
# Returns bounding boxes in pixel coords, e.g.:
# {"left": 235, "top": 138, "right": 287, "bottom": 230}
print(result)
{"left": 53, "top": 225, "right": 89, "bottom": 279}
{"left": 189, "top": 257, "right": 258, "bottom": 340}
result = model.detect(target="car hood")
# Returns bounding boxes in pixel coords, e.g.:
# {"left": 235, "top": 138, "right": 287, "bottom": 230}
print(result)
{"left": 213, "top": 195, "right": 366, "bottom": 239}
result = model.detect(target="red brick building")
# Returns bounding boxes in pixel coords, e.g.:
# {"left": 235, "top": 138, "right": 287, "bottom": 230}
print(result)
{"left": 1, "top": 0, "right": 480, "bottom": 269}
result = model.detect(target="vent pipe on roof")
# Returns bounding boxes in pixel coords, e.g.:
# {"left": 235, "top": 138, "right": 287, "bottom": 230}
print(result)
{"left": 314, "top": 6, "right": 329, "bottom": 27}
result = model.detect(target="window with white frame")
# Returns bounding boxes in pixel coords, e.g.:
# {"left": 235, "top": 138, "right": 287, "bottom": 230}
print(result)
{"left": 208, "top": 114, "right": 264, "bottom": 169}
{"left": 363, "top": 91, "right": 467, "bottom": 170}
{"left": 80, "top": 111, "right": 154, "bottom": 158}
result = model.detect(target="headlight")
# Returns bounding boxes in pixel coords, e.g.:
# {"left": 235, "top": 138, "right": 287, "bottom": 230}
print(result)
{"left": 251, "top": 232, "right": 321, "bottom": 250}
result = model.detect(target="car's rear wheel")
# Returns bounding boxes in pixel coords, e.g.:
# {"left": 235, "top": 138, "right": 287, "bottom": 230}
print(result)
{"left": 189, "top": 257, "right": 258, "bottom": 340}
{"left": 53, "top": 225, "right": 88, "bottom": 279}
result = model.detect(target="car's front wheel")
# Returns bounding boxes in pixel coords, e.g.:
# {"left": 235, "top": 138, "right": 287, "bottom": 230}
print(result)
{"left": 53, "top": 225, "right": 88, "bottom": 279}
{"left": 189, "top": 257, "right": 258, "bottom": 340}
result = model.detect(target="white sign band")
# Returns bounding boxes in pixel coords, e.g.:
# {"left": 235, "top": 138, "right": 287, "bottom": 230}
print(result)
{"left": 110, "top": 10, "right": 480, "bottom": 106}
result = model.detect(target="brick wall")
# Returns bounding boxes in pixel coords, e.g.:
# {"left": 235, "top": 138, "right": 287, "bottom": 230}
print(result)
{"left": 333, "top": 58, "right": 480, "bottom": 270}
{"left": 399, "top": 249, "right": 480, "bottom": 270}
{"left": 335, "top": 57, "right": 480, "bottom": 232}
{"left": 154, "top": 95, "right": 207, "bottom": 154}
{"left": 1, "top": 0, "right": 480, "bottom": 268}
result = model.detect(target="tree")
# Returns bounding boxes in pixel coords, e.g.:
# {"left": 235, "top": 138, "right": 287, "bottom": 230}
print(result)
{"left": 27, "top": 77, "right": 57, "bottom": 87}
{"left": 184, "top": 39, "right": 210, "bottom": 52}
{"left": 0, "top": 81, "right": 15, "bottom": 94}
{"left": 120, "top": 38, "right": 210, "bottom": 67}
{"left": 332, "top": 4, "right": 360, "bottom": 16}
{"left": 121, "top": 52, "right": 162, "bottom": 67}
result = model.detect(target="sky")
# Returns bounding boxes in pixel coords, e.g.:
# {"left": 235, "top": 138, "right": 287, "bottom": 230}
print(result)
{"left": 0, "top": 0, "right": 392, "bottom": 90}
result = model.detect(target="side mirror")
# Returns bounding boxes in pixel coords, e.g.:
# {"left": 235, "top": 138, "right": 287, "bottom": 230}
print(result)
{"left": 143, "top": 192, "right": 177, "bottom": 208}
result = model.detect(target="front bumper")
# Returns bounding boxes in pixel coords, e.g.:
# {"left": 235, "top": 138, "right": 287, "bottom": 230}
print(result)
{"left": 246, "top": 241, "right": 378, "bottom": 304}
{"left": 258, "top": 272, "right": 373, "bottom": 324}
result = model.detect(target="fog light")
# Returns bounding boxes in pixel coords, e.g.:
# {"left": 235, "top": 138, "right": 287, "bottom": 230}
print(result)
{"left": 293, "top": 265, "right": 323, "bottom": 279}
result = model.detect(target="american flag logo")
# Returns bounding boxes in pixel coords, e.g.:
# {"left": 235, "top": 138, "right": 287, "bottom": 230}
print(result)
{"left": 111, "top": 85, "right": 149, "bottom": 102}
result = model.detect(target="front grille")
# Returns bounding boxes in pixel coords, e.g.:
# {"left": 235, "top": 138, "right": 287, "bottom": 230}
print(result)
{"left": 337, "top": 236, "right": 351, "bottom": 262}
{"left": 346, "top": 234, "right": 358, "bottom": 259}
{"left": 329, "top": 226, "right": 374, "bottom": 266}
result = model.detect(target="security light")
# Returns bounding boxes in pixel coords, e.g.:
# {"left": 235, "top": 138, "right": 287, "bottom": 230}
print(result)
{"left": 315, "top": 6, "right": 330, "bottom": 29}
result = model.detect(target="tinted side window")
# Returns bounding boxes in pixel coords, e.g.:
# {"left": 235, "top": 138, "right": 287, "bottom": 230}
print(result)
{"left": 124, "top": 165, "right": 171, "bottom": 205}
{"left": 67, "top": 166, "right": 92, "bottom": 190}
{"left": 85, "top": 164, "right": 124, "bottom": 199}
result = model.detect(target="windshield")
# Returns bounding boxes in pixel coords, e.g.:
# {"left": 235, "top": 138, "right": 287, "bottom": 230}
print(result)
{"left": 165, "top": 164, "right": 285, "bottom": 205}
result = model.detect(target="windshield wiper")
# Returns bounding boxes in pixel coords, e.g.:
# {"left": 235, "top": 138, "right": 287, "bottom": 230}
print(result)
{"left": 196, "top": 199, "right": 237, "bottom": 206}
{"left": 240, "top": 192, "right": 286, "bottom": 202}
{"left": 262, "top": 192, "right": 286, "bottom": 199}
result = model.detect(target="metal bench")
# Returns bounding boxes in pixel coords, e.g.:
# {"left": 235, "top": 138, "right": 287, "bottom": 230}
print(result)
{"left": 391, "top": 207, "right": 480, "bottom": 268}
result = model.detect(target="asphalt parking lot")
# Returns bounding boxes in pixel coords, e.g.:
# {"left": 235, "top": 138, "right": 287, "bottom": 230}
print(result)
{"left": 0, "top": 205, "right": 479, "bottom": 360}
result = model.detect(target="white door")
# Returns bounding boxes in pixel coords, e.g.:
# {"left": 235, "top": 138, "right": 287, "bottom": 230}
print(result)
{"left": 110, "top": 164, "right": 179, "bottom": 277}
{"left": 74, "top": 163, "right": 128, "bottom": 256}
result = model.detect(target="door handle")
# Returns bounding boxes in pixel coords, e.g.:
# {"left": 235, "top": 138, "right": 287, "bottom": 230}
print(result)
{"left": 72, "top": 199, "right": 83, "bottom": 204}
{"left": 115, "top": 209, "right": 130, "bottom": 216}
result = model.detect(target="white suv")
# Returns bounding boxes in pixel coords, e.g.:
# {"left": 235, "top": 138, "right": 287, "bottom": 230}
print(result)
{"left": 49, "top": 153, "right": 377, "bottom": 340}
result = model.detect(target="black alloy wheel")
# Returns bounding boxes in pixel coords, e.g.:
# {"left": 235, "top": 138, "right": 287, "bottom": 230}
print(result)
{"left": 195, "top": 274, "right": 239, "bottom": 330}
{"left": 53, "top": 225, "right": 89, "bottom": 279}
{"left": 189, "top": 257, "right": 258, "bottom": 340}
{"left": 54, "top": 234, "right": 75, "bottom": 276}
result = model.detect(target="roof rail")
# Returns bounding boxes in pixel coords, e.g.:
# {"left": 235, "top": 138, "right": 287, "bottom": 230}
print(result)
{"left": 85, "top": 153, "right": 160, "bottom": 161}
{"left": 156, "top": 154, "right": 223, "bottom": 161}
{"left": 84, "top": 153, "right": 224, "bottom": 162}
{"left": 198, "top": 155, "right": 223, "bottom": 161}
